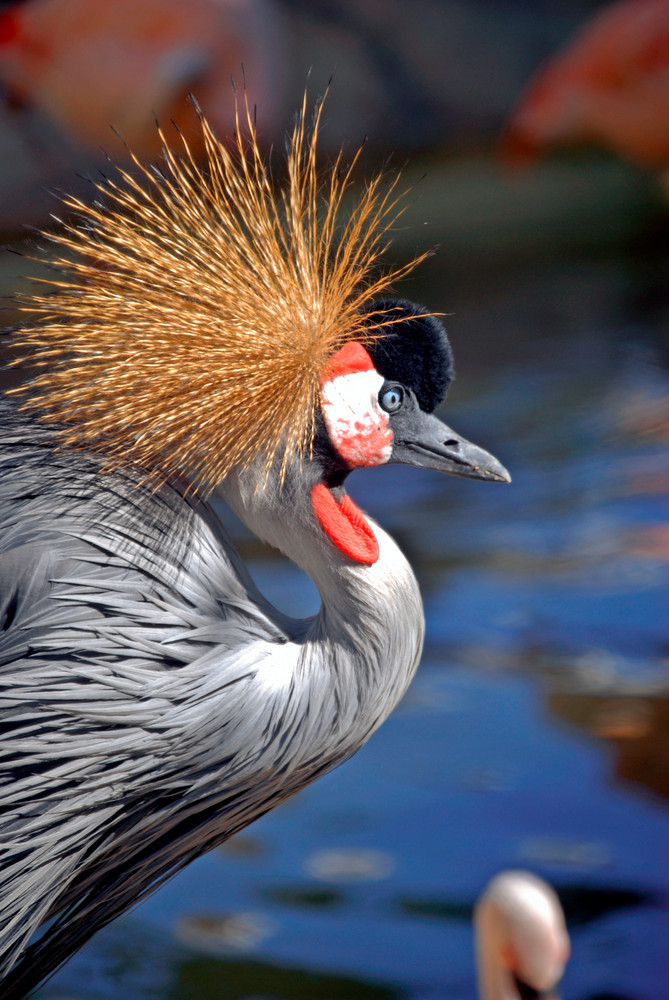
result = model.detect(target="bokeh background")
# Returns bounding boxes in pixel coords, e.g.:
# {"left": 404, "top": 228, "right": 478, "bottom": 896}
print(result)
{"left": 1, "top": 0, "right": 668, "bottom": 997}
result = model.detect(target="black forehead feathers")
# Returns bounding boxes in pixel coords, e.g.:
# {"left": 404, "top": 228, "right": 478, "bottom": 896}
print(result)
{"left": 362, "top": 299, "right": 454, "bottom": 413}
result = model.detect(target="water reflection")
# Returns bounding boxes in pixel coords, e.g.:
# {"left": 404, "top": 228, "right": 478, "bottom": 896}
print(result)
{"left": 552, "top": 693, "right": 669, "bottom": 803}
{"left": 176, "top": 912, "right": 278, "bottom": 956}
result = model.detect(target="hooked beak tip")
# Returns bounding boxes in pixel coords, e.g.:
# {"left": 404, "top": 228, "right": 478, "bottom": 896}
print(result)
{"left": 485, "top": 462, "right": 512, "bottom": 484}
{"left": 444, "top": 441, "right": 511, "bottom": 484}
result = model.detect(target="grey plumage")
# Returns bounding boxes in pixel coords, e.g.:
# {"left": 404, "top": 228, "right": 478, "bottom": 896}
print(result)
{"left": 0, "top": 87, "right": 511, "bottom": 994}
{"left": 0, "top": 396, "right": 424, "bottom": 997}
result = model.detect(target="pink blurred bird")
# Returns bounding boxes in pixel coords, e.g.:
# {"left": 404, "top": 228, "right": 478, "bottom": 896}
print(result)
{"left": 0, "top": 0, "right": 284, "bottom": 155}
{"left": 0, "top": 0, "right": 286, "bottom": 229}
{"left": 501, "top": 0, "right": 669, "bottom": 169}
{"left": 475, "top": 871, "right": 570, "bottom": 1000}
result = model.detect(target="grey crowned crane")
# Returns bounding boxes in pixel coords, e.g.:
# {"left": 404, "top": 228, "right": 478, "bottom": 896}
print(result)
{"left": 0, "top": 96, "right": 509, "bottom": 997}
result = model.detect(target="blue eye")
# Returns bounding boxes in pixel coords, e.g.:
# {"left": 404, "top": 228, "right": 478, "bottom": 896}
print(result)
{"left": 380, "top": 385, "right": 403, "bottom": 413}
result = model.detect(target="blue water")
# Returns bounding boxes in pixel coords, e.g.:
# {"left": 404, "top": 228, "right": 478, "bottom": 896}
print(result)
{"left": 38, "top": 257, "right": 669, "bottom": 1000}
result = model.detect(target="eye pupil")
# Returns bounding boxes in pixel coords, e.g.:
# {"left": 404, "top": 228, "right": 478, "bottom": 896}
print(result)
{"left": 380, "top": 385, "right": 403, "bottom": 412}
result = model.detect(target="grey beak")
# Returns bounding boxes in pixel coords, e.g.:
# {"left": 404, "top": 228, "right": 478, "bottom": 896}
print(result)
{"left": 390, "top": 409, "right": 511, "bottom": 483}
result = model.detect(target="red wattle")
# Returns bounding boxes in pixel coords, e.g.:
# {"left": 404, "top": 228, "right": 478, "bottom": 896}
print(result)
{"left": 311, "top": 483, "right": 379, "bottom": 565}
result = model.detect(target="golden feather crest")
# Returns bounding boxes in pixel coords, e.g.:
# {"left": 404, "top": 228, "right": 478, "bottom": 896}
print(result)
{"left": 11, "top": 94, "right": 425, "bottom": 493}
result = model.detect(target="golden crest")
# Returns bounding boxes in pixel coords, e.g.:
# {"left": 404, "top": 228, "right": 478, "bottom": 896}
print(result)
{"left": 12, "top": 93, "right": 424, "bottom": 492}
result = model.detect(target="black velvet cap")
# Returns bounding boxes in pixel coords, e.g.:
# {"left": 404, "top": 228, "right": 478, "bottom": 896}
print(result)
{"left": 362, "top": 299, "right": 454, "bottom": 413}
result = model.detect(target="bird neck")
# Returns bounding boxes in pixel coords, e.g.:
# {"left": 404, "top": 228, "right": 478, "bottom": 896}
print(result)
{"left": 476, "top": 920, "right": 538, "bottom": 1000}
{"left": 219, "top": 464, "right": 425, "bottom": 743}
{"left": 478, "top": 962, "right": 521, "bottom": 1000}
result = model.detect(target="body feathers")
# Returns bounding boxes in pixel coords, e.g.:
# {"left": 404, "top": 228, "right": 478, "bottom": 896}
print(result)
{"left": 0, "top": 399, "right": 423, "bottom": 995}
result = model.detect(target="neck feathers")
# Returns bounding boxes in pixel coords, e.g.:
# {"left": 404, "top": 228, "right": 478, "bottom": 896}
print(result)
{"left": 219, "top": 466, "right": 425, "bottom": 756}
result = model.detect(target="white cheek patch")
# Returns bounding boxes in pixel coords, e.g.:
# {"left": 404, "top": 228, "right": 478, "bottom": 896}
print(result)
{"left": 321, "top": 343, "right": 393, "bottom": 468}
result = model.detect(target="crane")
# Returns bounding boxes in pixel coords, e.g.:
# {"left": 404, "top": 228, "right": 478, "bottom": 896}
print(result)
{"left": 0, "top": 96, "right": 509, "bottom": 998}
{"left": 476, "top": 871, "right": 570, "bottom": 1000}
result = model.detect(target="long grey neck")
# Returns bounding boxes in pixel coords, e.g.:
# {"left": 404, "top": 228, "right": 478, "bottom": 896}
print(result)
{"left": 219, "top": 464, "right": 425, "bottom": 752}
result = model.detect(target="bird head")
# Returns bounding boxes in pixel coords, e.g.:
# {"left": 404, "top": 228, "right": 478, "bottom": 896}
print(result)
{"left": 308, "top": 299, "right": 509, "bottom": 564}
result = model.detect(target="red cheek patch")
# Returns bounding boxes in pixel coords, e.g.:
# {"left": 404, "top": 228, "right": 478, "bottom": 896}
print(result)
{"left": 311, "top": 483, "right": 379, "bottom": 565}
{"left": 321, "top": 342, "right": 392, "bottom": 469}
{"left": 328, "top": 410, "right": 392, "bottom": 468}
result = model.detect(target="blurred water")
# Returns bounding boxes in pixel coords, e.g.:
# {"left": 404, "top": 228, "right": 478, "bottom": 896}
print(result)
{"left": 37, "top": 255, "right": 669, "bottom": 1000}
